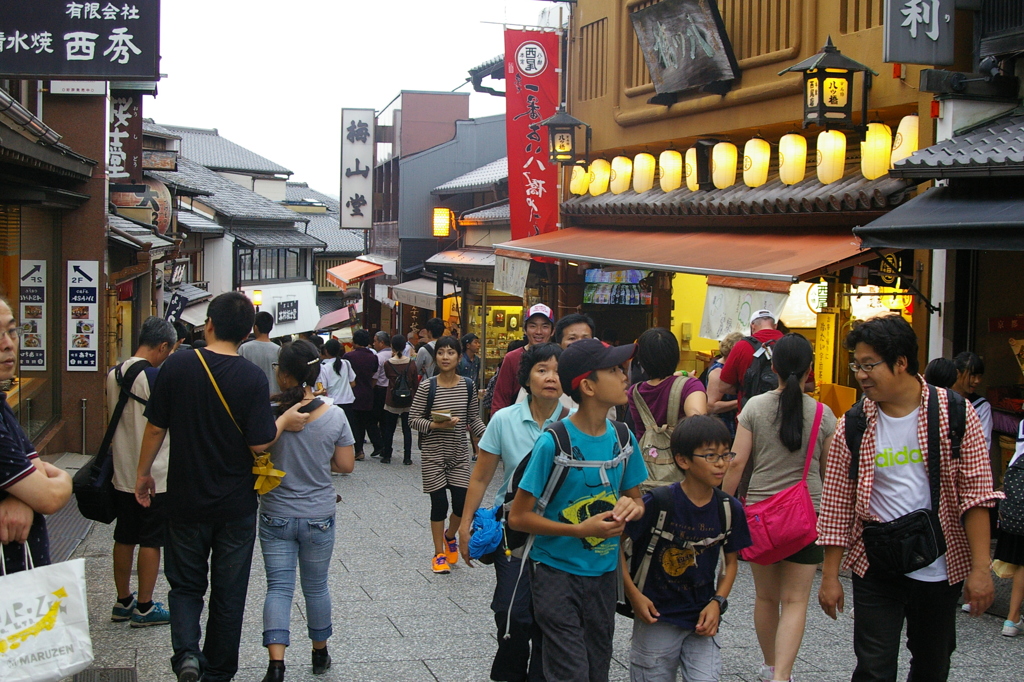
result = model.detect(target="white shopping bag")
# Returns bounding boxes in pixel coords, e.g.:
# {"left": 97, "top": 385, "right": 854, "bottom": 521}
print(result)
{"left": 0, "top": 547, "right": 94, "bottom": 682}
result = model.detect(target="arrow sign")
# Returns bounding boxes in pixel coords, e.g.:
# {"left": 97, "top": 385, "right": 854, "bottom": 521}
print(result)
{"left": 72, "top": 266, "right": 94, "bottom": 282}
{"left": 20, "top": 265, "right": 41, "bottom": 281}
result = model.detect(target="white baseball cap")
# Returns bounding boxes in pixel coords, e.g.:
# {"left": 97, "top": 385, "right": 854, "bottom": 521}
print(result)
{"left": 750, "top": 309, "right": 776, "bottom": 325}
{"left": 526, "top": 303, "right": 555, "bottom": 324}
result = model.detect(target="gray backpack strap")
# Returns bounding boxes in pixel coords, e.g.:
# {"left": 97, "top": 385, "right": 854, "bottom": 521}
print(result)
{"left": 665, "top": 376, "right": 688, "bottom": 429}
{"left": 632, "top": 384, "right": 659, "bottom": 434}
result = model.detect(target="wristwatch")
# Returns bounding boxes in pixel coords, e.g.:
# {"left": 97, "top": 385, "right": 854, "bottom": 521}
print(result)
{"left": 709, "top": 595, "right": 728, "bottom": 614}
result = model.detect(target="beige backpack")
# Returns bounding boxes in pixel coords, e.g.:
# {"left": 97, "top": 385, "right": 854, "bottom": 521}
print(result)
{"left": 632, "top": 377, "right": 688, "bottom": 493}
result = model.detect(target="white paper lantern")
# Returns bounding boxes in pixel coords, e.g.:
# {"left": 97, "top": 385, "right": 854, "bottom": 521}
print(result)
{"left": 743, "top": 137, "right": 770, "bottom": 188}
{"left": 589, "top": 159, "right": 611, "bottom": 196}
{"left": 610, "top": 156, "right": 633, "bottom": 194}
{"left": 890, "top": 114, "right": 919, "bottom": 166}
{"left": 685, "top": 147, "right": 699, "bottom": 192}
{"left": 711, "top": 142, "right": 738, "bottom": 189}
{"left": 778, "top": 133, "right": 807, "bottom": 186}
{"left": 816, "top": 130, "right": 846, "bottom": 185}
{"left": 659, "top": 150, "right": 682, "bottom": 192}
{"left": 861, "top": 122, "right": 892, "bottom": 180}
{"left": 632, "top": 153, "right": 656, "bottom": 193}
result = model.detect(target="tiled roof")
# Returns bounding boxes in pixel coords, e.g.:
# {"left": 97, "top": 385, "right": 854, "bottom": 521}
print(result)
{"left": 469, "top": 54, "right": 504, "bottom": 77}
{"left": 150, "top": 157, "right": 302, "bottom": 224}
{"left": 561, "top": 172, "right": 915, "bottom": 218}
{"left": 229, "top": 227, "right": 326, "bottom": 249}
{"left": 462, "top": 201, "right": 509, "bottom": 223}
{"left": 163, "top": 283, "right": 211, "bottom": 305}
{"left": 142, "top": 120, "right": 181, "bottom": 140}
{"left": 305, "top": 213, "right": 364, "bottom": 254}
{"left": 317, "top": 296, "right": 350, "bottom": 318}
{"left": 286, "top": 182, "right": 340, "bottom": 211}
{"left": 176, "top": 209, "right": 224, "bottom": 234}
{"left": 890, "top": 111, "right": 1024, "bottom": 179}
{"left": 157, "top": 124, "right": 292, "bottom": 175}
{"left": 432, "top": 157, "right": 507, "bottom": 194}
{"left": 108, "top": 213, "right": 176, "bottom": 250}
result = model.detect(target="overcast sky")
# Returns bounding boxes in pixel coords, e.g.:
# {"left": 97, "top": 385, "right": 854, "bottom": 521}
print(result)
{"left": 146, "top": 0, "right": 562, "bottom": 198}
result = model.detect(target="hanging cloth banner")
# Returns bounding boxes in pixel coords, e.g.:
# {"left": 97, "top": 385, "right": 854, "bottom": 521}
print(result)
{"left": 504, "top": 29, "right": 560, "bottom": 244}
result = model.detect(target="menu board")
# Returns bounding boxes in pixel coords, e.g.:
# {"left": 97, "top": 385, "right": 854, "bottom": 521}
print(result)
{"left": 19, "top": 260, "right": 47, "bottom": 372}
{"left": 66, "top": 260, "right": 99, "bottom": 371}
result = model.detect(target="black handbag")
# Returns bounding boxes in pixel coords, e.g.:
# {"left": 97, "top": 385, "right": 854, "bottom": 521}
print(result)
{"left": 861, "top": 386, "right": 947, "bottom": 576}
{"left": 73, "top": 360, "right": 150, "bottom": 524}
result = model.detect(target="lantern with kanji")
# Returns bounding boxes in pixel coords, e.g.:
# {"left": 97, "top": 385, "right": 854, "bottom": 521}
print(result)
{"left": 778, "top": 36, "right": 877, "bottom": 130}
{"left": 539, "top": 108, "right": 591, "bottom": 164}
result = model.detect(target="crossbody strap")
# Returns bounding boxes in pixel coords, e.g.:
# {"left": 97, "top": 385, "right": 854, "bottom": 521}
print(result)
{"left": 194, "top": 349, "right": 255, "bottom": 459}
{"left": 801, "top": 402, "right": 825, "bottom": 482}
{"left": 925, "top": 385, "right": 942, "bottom": 513}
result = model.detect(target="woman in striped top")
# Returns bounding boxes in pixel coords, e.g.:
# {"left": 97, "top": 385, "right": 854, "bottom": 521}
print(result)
{"left": 410, "top": 335, "right": 486, "bottom": 574}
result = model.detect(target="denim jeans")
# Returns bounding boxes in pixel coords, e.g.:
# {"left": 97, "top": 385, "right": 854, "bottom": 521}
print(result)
{"left": 382, "top": 411, "right": 412, "bottom": 459}
{"left": 259, "top": 513, "right": 336, "bottom": 647}
{"left": 165, "top": 513, "right": 256, "bottom": 682}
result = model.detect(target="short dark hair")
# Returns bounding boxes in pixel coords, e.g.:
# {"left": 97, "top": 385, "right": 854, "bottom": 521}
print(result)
{"left": 434, "top": 334, "right": 462, "bottom": 356}
{"left": 138, "top": 316, "right": 177, "bottom": 348}
{"left": 425, "top": 317, "right": 445, "bottom": 339}
{"left": 636, "top": 327, "right": 679, "bottom": 380}
{"left": 844, "top": 314, "right": 919, "bottom": 375}
{"left": 507, "top": 338, "right": 528, "bottom": 354}
{"left": 253, "top": 311, "right": 274, "bottom": 335}
{"left": 172, "top": 320, "right": 188, "bottom": 342}
{"left": 554, "top": 313, "right": 595, "bottom": 344}
{"left": 518, "top": 342, "right": 562, "bottom": 391}
{"left": 207, "top": 292, "right": 254, "bottom": 344}
{"left": 391, "top": 333, "right": 408, "bottom": 355}
{"left": 461, "top": 333, "right": 479, "bottom": 348}
{"left": 352, "top": 329, "right": 371, "bottom": 347}
{"left": 924, "top": 358, "right": 958, "bottom": 388}
{"left": 601, "top": 328, "right": 619, "bottom": 345}
{"left": 670, "top": 415, "right": 732, "bottom": 467}
{"left": 953, "top": 351, "right": 985, "bottom": 376}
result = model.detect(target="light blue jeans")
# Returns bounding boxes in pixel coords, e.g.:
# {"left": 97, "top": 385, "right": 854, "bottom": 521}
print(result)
{"left": 630, "top": 619, "right": 722, "bottom": 682}
{"left": 258, "top": 513, "right": 336, "bottom": 647}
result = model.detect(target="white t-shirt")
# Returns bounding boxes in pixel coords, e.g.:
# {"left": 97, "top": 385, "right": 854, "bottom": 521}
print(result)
{"left": 869, "top": 406, "right": 948, "bottom": 582}
{"left": 318, "top": 358, "right": 355, "bottom": 406}
{"left": 106, "top": 357, "right": 169, "bottom": 493}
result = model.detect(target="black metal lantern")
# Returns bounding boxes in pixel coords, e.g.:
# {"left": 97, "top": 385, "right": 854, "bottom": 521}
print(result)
{"left": 779, "top": 36, "right": 877, "bottom": 130}
{"left": 539, "top": 108, "right": 591, "bottom": 164}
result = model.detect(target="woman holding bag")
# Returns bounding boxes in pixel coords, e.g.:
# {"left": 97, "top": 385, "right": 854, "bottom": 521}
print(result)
{"left": 723, "top": 333, "right": 836, "bottom": 682}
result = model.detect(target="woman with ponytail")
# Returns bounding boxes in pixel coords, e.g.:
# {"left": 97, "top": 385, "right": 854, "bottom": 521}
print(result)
{"left": 317, "top": 338, "right": 356, "bottom": 411}
{"left": 723, "top": 333, "right": 836, "bottom": 682}
{"left": 259, "top": 340, "right": 355, "bottom": 681}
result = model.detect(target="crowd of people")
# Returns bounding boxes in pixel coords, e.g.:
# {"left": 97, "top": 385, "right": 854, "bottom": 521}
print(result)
{"left": 0, "top": 290, "right": 1021, "bottom": 682}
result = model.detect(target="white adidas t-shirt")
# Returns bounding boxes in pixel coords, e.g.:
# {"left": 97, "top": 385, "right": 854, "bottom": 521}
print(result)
{"left": 869, "top": 406, "right": 948, "bottom": 582}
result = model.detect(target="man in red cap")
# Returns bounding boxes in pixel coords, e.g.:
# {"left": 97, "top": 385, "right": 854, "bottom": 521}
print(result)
{"left": 489, "top": 303, "right": 555, "bottom": 416}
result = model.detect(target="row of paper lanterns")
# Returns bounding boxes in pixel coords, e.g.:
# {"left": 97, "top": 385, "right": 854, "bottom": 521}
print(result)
{"left": 570, "top": 115, "right": 919, "bottom": 196}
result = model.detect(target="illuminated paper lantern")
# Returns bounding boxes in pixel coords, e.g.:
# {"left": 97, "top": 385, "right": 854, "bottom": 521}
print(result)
{"left": 633, "top": 153, "right": 656, "bottom": 193}
{"left": 711, "top": 142, "right": 738, "bottom": 189}
{"left": 861, "top": 122, "right": 892, "bottom": 180}
{"left": 778, "top": 133, "right": 807, "bottom": 185}
{"left": 890, "top": 114, "right": 919, "bottom": 166}
{"left": 659, "top": 150, "right": 682, "bottom": 192}
{"left": 816, "top": 130, "right": 846, "bottom": 185}
{"left": 610, "top": 156, "right": 633, "bottom": 194}
{"left": 743, "top": 137, "right": 770, "bottom": 188}
{"left": 685, "top": 147, "right": 699, "bottom": 191}
{"left": 569, "top": 165, "right": 590, "bottom": 195}
{"left": 589, "top": 159, "right": 611, "bottom": 196}
{"left": 432, "top": 207, "right": 452, "bottom": 237}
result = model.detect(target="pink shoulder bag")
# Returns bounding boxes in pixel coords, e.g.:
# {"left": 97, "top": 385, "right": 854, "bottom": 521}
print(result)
{"left": 739, "top": 402, "right": 824, "bottom": 565}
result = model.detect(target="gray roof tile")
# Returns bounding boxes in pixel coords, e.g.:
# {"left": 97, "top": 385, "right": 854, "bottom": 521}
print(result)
{"left": 176, "top": 209, "right": 224, "bottom": 234}
{"left": 891, "top": 112, "right": 1024, "bottom": 179}
{"left": 229, "top": 227, "right": 326, "bottom": 249}
{"left": 433, "top": 157, "right": 507, "bottom": 194}
{"left": 462, "top": 201, "right": 509, "bottom": 222}
{"left": 157, "top": 124, "right": 292, "bottom": 175}
{"left": 142, "top": 120, "right": 181, "bottom": 140}
{"left": 286, "top": 182, "right": 340, "bottom": 211}
{"left": 108, "top": 213, "right": 177, "bottom": 250}
{"left": 284, "top": 182, "right": 361, "bottom": 254}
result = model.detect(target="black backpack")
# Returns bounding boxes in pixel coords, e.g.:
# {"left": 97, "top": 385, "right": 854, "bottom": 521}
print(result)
{"left": 388, "top": 362, "right": 414, "bottom": 407}
{"left": 999, "top": 421, "right": 1024, "bottom": 535}
{"left": 740, "top": 337, "right": 778, "bottom": 407}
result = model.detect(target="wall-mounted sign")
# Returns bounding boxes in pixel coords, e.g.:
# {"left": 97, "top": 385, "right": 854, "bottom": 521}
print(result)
{"left": 814, "top": 312, "right": 837, "bottom": 385}
{"left": 110, "top": 178, "right": 172, "bottom": 234}
{"left": 276, "top": 299, "right": 299, "bottom": 323}
{"left": 494, "top": 255, "right": 530, "bottom": 299}
{"left": 700, "top": 285, "right": 789, "bottom": 340}
{"left": 0, "top": 1, "right": 160, "bottom": 80}
{"left": 108, "top": 89, "right": 142, "bottom": 182}
{"left": 50, "top": 80, "right": 104, "bottom": 95}
{"left": 883, "top": 0, "right": 954, "bottom": 65}
{"left": 504, "top": 29, "right": 560, "bottom": 243}
{"left": 340, "top": 108, "right": 374, "bottom": 230}
{"left": 66, "top": 260, "right": 99, "bottom": 371}
{"left": 630, "top": 0, "right": 739, "bottom": 96}
{"left": 19, "top": 260, "right": 47, "bottom": 372}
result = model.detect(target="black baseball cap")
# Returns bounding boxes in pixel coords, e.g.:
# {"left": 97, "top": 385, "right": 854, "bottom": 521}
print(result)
{"left": 557, "top": 338, "right": 636, "bottom": 395}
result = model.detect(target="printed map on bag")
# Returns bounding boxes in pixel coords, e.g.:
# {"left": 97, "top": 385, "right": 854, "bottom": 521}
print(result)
{"left": 0, "top": 588, "right": 67, "bottom": 655}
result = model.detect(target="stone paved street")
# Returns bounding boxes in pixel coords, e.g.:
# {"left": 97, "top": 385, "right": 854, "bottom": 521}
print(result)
{"left": 72, "top": 447, "right": 1024, "bottom": 681}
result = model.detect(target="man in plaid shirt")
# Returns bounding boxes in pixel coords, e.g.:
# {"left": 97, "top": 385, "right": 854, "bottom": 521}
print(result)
{"left": 817, "top": 315, "right": 1001, "bottom": 681}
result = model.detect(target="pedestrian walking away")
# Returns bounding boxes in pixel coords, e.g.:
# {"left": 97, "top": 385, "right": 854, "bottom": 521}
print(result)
{"left": 345, "top": 329, "right": 384, "bottom": 460}
{"left": 382, "top": 334, "right": 420, "bottom": 465}
{"left": 239, "top": 311, "right": 281, "bottom": 397}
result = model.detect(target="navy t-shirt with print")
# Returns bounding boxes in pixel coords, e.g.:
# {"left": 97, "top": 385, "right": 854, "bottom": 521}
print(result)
{"left": 145, "top": 349, "right": 277, "bottom": 523}
{"left": 625, "top": 484, "right": 751, "bottom": 630}
{"left": 0, "top": 394, "right": 49, "bottom": 571}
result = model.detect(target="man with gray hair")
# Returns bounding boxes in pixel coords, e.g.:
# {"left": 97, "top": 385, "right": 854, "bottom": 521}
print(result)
{"left": 107, "top": 316, "right": 177, "bottom": 628}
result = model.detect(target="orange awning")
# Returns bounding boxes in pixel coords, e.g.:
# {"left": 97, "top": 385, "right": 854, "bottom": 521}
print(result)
{"left": 316, "top": 307, "right": 351, "bottom": 330}
{"left": 495, "top": 227, "right": 870, "bottom": 283}
{"left": 326, "top": 259, "right": 383, "bottom": 288}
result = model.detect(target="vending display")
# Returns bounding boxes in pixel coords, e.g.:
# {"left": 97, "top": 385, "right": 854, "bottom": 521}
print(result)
{"left": 583, "top": 269, "right": 652, "bottom": 306}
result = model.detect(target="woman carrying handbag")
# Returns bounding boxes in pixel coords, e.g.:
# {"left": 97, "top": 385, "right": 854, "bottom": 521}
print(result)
{"left": 723, "top": 334, "right": 836, "bottom": 682}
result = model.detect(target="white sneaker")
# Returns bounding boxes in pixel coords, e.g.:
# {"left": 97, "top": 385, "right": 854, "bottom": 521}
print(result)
{"left": 760, "top": 664, "right": 775, "bottom": 681}
{"left": 1002, "top": 618, "right": 1024, "bottom": 637}
{"left": 961, "top": 602, "right": 971, "bottom": 613}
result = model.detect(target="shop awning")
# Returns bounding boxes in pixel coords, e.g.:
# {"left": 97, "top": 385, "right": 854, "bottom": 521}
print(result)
{"left": 495, "top": 226, "right": 870, "bottom": 283}
{"left": 176, "top": 209, "right": 223, "bottom": 234}
{"left": 316, "top": 306, "right": 352, "bottom": 331}
{"left": 179, "top": 301, "right": 209, "bottom": 327}
{"left": 325, "top": 258, "right": 384, "bottom": 288}
{"left": 426, "top": 248, "right": 496, "bottom": 280}
{"left": 391, "top": 277, "right": 460, "bottom": 310}
{"left": 854, "top": 183, "right": 1024, "bottom": 251}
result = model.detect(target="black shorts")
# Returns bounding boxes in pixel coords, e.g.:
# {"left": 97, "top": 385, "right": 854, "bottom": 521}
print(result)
{"left": 113, "top": 490, "right": 167, "bottom": 548}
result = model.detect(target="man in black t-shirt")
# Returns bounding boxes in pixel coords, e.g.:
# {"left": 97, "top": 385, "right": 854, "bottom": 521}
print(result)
{"left": 135, "top": 292, "right": 305, "bottom": 682}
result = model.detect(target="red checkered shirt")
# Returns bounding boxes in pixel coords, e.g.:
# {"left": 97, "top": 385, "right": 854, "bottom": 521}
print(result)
{"left": 816, "top": 376, "right": 1003, "bottom": 584}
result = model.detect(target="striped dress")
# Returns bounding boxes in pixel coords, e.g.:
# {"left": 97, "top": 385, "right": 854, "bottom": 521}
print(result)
{"left": 410, "top": 376, "right": 486, "bottom": 493}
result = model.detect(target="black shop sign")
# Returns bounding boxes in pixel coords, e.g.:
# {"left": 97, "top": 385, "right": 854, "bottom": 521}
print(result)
{"left": 276, "top": 299, "right": 298, "bottom": 324}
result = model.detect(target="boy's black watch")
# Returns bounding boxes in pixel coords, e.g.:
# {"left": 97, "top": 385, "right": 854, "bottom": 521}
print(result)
{"left": 709, "top": 595, "right": 728, "bottom": 614}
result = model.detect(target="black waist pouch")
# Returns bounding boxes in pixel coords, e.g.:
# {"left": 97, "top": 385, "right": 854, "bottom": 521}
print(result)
{"left": 862, "top": 509, "right": 946, "bottom": 575}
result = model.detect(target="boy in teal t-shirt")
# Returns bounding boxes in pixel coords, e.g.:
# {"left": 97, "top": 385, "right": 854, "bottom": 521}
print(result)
{"left": 509, "top": 338, "right": 647, "bottom": 681}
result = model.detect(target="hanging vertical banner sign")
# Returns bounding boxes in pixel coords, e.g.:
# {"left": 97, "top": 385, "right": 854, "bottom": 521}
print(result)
{"left": 504, "top": 29, "right": 560, "bottom": 243}
{"left": 108, "top": 90, "right": 143, "bottom": 182}
{"left": 66, "top": 260, "right": 99, "bottom": 372}
{"left": 340, "top": 108, "right": 374, "bottom": 230}
{"left": 814, "top": 311, "right": 837, "bottom": 386}
{"left": 19, "top": 260, "right": 47, "bottom": 372}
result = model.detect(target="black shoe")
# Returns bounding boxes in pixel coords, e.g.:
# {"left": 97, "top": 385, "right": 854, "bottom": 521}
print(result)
{"left": 379, "top": 456, "right": 391, "bottom": 464}
{"left": 176, "top": 655, "right": 200, "bottom": 682}
{"left": 370, "top": 450, "right": 381, "bottom": 458}
{"left": 261, "top": 661, "right": 285, "bottom": 682}
{"left": 403, "top": 456, "right": 412, "bottom": 465}
{"left": 354, "top": 453, "right": 365, "bottom": 461}
{"left": 312, "top": 647, "right": 331, "bottom": 675}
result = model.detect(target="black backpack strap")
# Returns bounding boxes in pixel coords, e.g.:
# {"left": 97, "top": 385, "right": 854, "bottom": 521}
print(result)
{"left": 98, "top": 360, "right": 151, "bottom": 464}
{"left": 925, "top": 385, "right": 943, "bottom": 513}
{"left": 464, "top": 375, "right": 472, "bottom": 404}
{"left": 115, "top": 361, "right": 151, "bottom": 407}
{"left": 424, "top": 376, "right": 438, "bottom": 417}
{"left": 845, "top": 399, "right": 867, "bottom": 480}
{"left": 944, "top": 388, "right": 965, "bottom": 460}
{"left": 632, "top": 483, "right": 676, "bottom": 592}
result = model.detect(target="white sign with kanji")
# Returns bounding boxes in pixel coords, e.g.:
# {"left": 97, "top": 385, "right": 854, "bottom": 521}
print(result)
{"left": 340, "top": 108, "right": 374, "bottom": 230}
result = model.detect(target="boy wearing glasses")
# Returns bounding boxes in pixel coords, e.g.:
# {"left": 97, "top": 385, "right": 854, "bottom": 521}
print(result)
{"left": 623, "top": 415, "right": 751, "bottom": 682}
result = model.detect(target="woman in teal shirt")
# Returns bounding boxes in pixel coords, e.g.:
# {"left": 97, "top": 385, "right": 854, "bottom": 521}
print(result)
{"left": 459, "top": 342, "right": 566, "bottom": 682}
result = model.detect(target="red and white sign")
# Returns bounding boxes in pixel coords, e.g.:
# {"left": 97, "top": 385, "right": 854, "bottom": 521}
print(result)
{"left": 504, "top": 29, "right": 560, "bottom": 243}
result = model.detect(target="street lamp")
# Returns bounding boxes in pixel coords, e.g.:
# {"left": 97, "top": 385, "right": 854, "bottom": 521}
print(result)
{"left": 778, "top": 36, "right": 877, "bottom": 131}
{"left": 252, "top": 289, "right": 262, "bottom": 312}
{"left": 539, "top": 107, "right": 592, "bottom": 165}
{"left": 432, "top": 207, "right": 453, "bottom": 238}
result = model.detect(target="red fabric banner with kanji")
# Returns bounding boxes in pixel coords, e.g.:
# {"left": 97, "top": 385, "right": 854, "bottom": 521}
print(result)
{"left": 504, "top": 29, "right": 560, "bottom": 242}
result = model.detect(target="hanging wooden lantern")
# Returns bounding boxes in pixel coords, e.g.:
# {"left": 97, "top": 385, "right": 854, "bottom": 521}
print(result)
{"left": 743, "top": 137, "right": 770, "bottom": 188}
{"left": 569, "top": 165, "right": 590, "bottom": 195}
{"left": 632, "top": 153, "right": 656, "bottom": 193}
{"left": 861, "top": 122, "right": 892, "bottom": 180}
{"left": 778, "top": 36, "right": 877, "bottom": 131}
{"left": 685, "top": 147, "right": 699, "bottom": 191}
{"left": 589, "top": 159, "right": 611, "bottom": 196}
{"left": 816, "top": 130, "right": 846, "bottom": 184}
{"left": 778, "top": 133, "right": 807, "bottom": 185}
{"left": 890, "top": 114, "right": 919, "bottom": 166}
{"left": 659, "top": 150, "right": 682, "bottom": 192}
{"left": 610, "top": 156, "right": 633, "bottom": 194}
{"left": 711, "top": 142, "right": 738, "bottom": 189}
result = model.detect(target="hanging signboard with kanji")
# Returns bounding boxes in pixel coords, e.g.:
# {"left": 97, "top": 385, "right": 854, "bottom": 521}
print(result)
{"left": 340, "top": 107, "right": 374, "bottom": 230}
{"left": 504, "top": 29, "right": 560, "bottom": 243}
{"left": 883, "top": 0, "right": 954, "bottom": 65}
{"left": 0, "top": 1, "right": 161, "bottom": 80}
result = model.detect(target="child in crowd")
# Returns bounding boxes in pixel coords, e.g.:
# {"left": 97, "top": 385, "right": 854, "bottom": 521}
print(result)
{"left": 624, "top": 415, "right": 751, "bottom": 682}
{"left": 508, "top": 338, "right": 648, "bottom": 681}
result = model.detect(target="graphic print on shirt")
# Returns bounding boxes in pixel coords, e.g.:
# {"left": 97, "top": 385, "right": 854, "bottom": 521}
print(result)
{"left": 873, "top": 445, "right": 924, "bottom": 467}
{"left": 658, "top": 519, "right": 721, "bottom": 578}
{"left": 556, "top": 441, "right": 621, "bottom": 555}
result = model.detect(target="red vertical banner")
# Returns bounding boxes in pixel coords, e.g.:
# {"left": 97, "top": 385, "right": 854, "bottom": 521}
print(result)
{"left": 505, "top": 29, "right": 560, "bottom": 242}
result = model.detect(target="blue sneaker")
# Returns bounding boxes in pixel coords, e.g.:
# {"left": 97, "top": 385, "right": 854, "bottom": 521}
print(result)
{"left": 111, "top": 594, "right": 136, "bottom": 622}
{"left": 130, "top": 601, "right": 170, "bottom": 628}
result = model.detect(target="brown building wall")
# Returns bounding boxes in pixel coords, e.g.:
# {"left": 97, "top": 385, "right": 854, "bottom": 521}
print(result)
{"left": 398, "top": 92, "right": 470, "bottom": 157}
